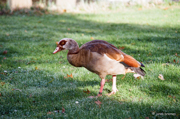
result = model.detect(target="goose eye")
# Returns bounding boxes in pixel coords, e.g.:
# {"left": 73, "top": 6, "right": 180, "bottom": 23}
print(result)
{"left": 60, "top": 40, "right": 66, "bottom": 45}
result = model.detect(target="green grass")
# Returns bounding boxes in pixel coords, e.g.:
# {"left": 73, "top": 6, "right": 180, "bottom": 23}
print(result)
{"left": 0, "top": 5, "right": 180, "bottom": 119}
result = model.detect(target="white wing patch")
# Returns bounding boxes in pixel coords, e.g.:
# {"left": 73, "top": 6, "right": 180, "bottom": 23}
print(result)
{"left": 104, "top": 54, "right": 124, "bottom": 62}
{"left": 104, "top": 54, "right": 119, "bottom": 62}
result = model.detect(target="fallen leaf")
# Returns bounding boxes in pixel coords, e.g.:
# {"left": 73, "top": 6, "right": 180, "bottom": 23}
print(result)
{"left": 173, "top": 59, "right": 176, "bottom": 63}
{"left": 119, "top": 46, "right": 125, "bottom": 50}
{"left": 64, "top": 73, "right": 73, "bottom": 78}
{"left": 67, "top": 28, "right": 70, "bottom": 30}
{"left": 47, "top": 111, "right": 54, "bottom": 115}
{"left": 148, "top": 52, "right": 152, "bottom": 56}
{"left": 6, "top": 33, "right": 9, "bottom": 36}
{"left": 95, "top": 100, "right": 102, "bottom": 107}
{"left": 163, "top": 7, "right": 168, "bottom": 10}
{"left": 1, "top": 82, "right": 5, "bottom": 86}
{"left": 175, "top": 53, "right": 178, "bottom": 56}
{"left": 133, "top": 74, "right": 143, "bottom": 80}
{"left": 3, "top": 50, "right": 7, "bottom": 54}
{"left": 82, "top": 34, "right": 84, "bottom": 36}
{"left": 131, "top": 43, "right": 135, "bottom": 45}
{"left": 173, "top": 59, "right": 179, "bottom": 64}
{"left": 63, "top": 9, "right": 67, "bottom": 13}
{"left": 145, "top": 117, "right": 149, "bottom": 119}
{"left": 83, "top": 89, "right": 90, "bottom": 94}
{"left": 90, "top": 37, "right": 94, "bottom": 40}
{"left": 0, "top": 93, "right": 1, "bottom": 96}
{"left": 158, "top": 74, "right": 165, "bottom": 80}
{"left": 62, "top": 107, "right": 65, "bottom": 113}
{"left": 35, "top": 66, "right": 38, "bottom": 70}
{"left": 177, "top": 60, "right": 179, "bottom": 63}
{"left": 25, "top": 30, "right": 27, "bottom": 32}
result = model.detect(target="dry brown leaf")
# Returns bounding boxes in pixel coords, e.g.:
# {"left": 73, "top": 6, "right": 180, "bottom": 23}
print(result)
{"left": 83, "top": 89, "right": 90, "bottom": 94}
{"left": 173, "top": 59, "right": 179, "bottom": 63}
{"left": 3, "top": 50, "right": 7, "bottom": 55}
{"left": 119, "top": 46, "right": 125, "bottom": 50}
{"left": 164, "top": 7, "right": 168, "bottom": 10}
{"left": 47, "top": 112, "right": 54, "bottom": 115}
{"left": 35, "top": 66, "right": 38, "bottom": 70}
{"left": 175, "top": 53, "right": 178, "bottom": 57}
{"left": 64, "top": 73, "right": 73, "bottom": 78}
{"left": 62, "top": 107, "right": 65, "bottom": 113}
{"left": 25, "top": 30, "right": 27, "bottom": 32}
{"left": 175, "top": 53, "right": 180, "bottom": 58}
{"left": 133, "top": 74, "right": 143, "bottom": 80}
{"left": 63, "top": 9, "right": 67, "bottom": 13}
{"left": 1, "top": 82, "right": 5, "bottom": 86}
{"left": 158, "top": 74, "right": 165, "bottom": 80}
{"left": 173, "top": 59, "right": 176, "bottom": 63}
{"left": 90, "top": 37, "right": 94, "bottom": 40}
{"left": 95, "top": 100, "right": 102, "bottom": 107}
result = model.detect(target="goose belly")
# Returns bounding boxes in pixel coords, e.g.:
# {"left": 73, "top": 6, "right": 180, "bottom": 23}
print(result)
{"left": 84, "top": 52, "right": 126, "bottom": 75}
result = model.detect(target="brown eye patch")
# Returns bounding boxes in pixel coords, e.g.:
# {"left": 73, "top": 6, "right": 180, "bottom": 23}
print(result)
{"left": 59, "top": 40, "right": 67, "bottom": 46}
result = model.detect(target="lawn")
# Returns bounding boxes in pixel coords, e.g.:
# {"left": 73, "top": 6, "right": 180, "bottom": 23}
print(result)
{"left": 0, "top": 4, "right": 180, "bottom": 119}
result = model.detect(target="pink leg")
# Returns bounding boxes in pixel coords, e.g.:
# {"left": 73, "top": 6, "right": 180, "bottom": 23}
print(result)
{"left": 107, "top": 75, "right": 118, "bottom": 96}
{"left": 97, "top": 79, "right": 105, "bottom": 96}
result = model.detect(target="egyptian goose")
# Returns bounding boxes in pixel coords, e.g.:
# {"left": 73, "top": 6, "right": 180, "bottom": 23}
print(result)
{"left": 53, "top": 38, "right": 145, "bottom": 96}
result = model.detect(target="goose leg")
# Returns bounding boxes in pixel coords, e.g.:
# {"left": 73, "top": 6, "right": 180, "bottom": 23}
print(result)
{"left": 107, "top": 75, "right": 118, "bottom": 96}
{"left": 97, "top": 79, "right": 105, "bottom": 97}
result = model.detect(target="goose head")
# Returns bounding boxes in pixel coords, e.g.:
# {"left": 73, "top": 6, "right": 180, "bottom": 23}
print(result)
{"left": 53, "top": 38, "right": 79, "bottom": 54}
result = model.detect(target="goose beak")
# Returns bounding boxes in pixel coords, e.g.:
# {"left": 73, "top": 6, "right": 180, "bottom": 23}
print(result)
{"left": 53, "top": 47, "right": 60, "bottom": 54}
